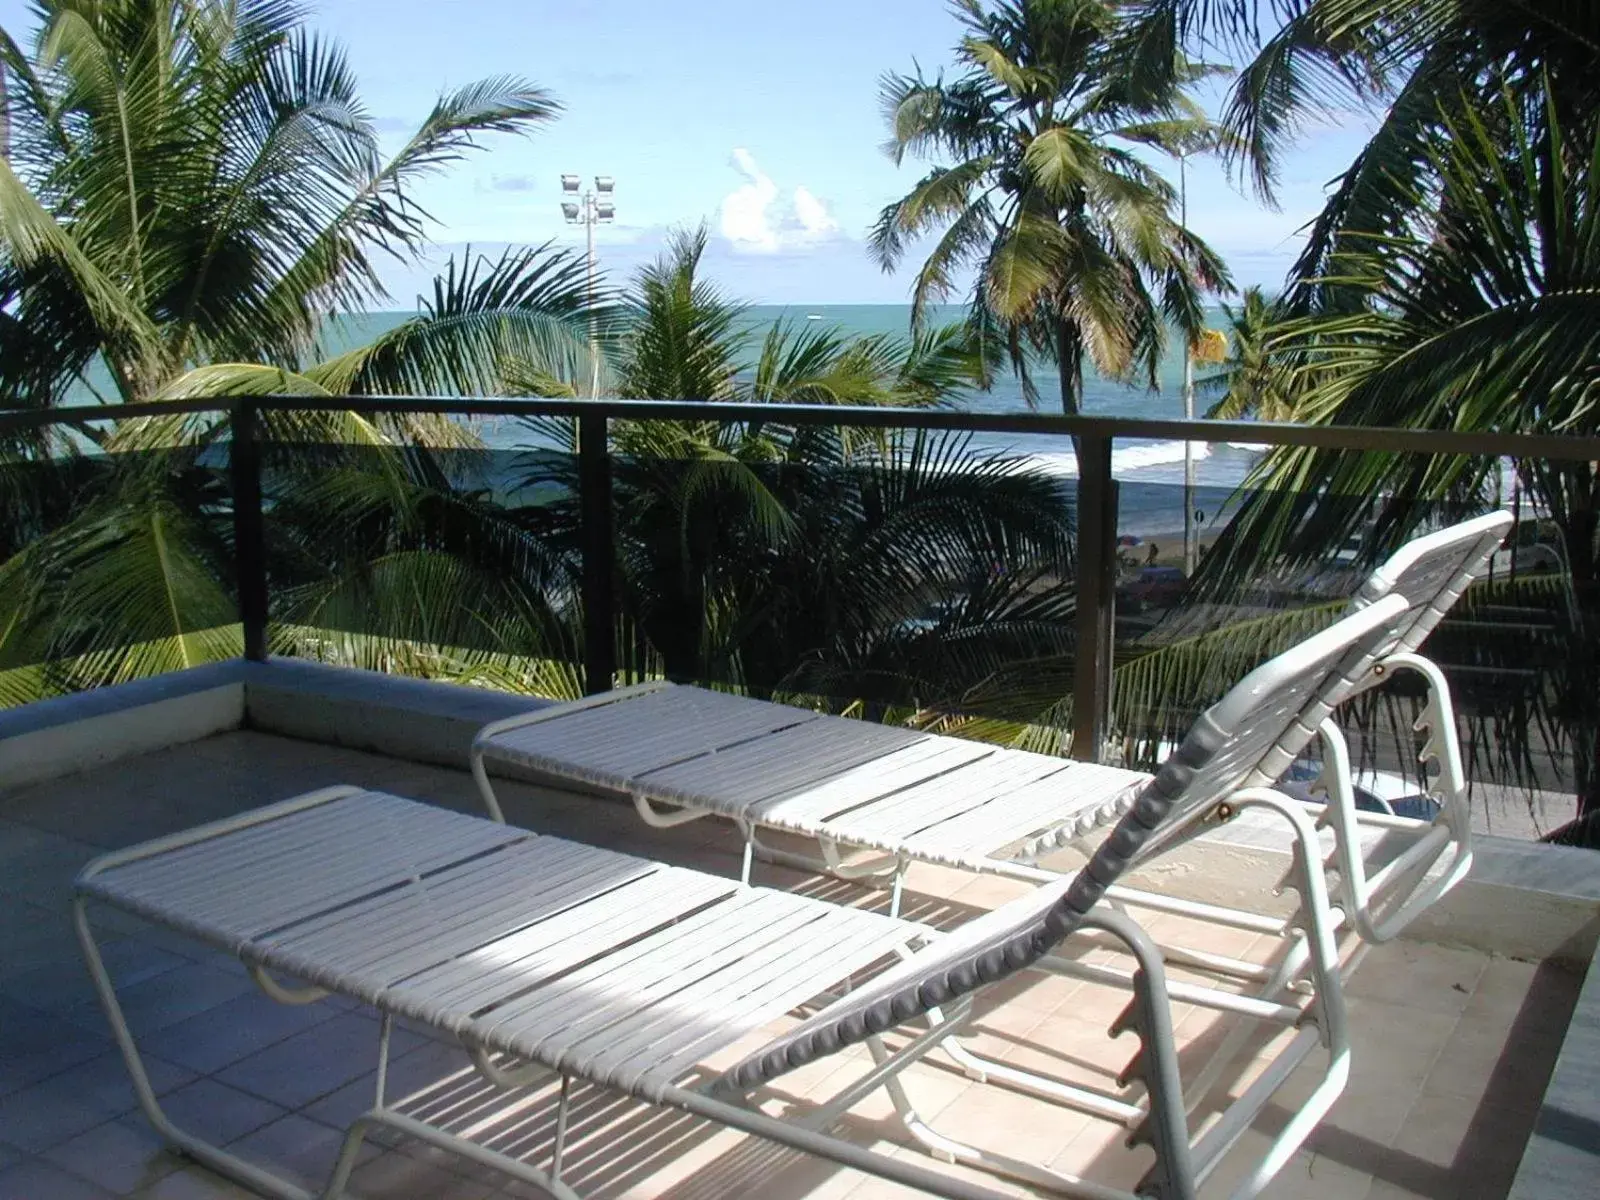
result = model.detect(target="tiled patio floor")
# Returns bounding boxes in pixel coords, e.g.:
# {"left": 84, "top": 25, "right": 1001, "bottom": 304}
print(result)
{"left": 0, "top": 732, "right": 1584, "bottom": 1199}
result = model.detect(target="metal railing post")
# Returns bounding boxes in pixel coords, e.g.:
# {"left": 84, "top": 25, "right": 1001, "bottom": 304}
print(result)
{"left": 578, "top": 412, "right": 615, "bottom": 694}
{"left": 1072, "top": 435, "right": 1117, "bottom": 762}
{"left": 230, "top": 400, "right": 269, "bottom": 662}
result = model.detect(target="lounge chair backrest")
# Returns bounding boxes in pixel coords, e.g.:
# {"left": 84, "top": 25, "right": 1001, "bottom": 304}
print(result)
{"left": 1349, "top": 510, "right": 1513, "bottom": 659}
{"left": 1214, "top": 511, "right": 1512, "bottom": 790}
{"left": 722, "top": 594, "right": 1410, "bottom": 1091}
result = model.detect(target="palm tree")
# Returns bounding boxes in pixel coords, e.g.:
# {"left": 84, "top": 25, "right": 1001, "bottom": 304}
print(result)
{"left": 1200, "top": 284, "right": 1299, "bottom": 421}
{"left": 869, "top": 0, "right": 1231, "bottom": 465}
{"left": 1121, "top": 3, "right": 1600, "bottom": 300}
{"left": 1098, "top": 3, "right": 1600, "bottom": 838}
{"left": 0, "top": 0, "right": 598, "bottom": 698}
{"left": 0, "top": 0, "right": 592, "bottom": 407}
{"left": 1195, "top": 83, "right": 1600, "bottom": 832}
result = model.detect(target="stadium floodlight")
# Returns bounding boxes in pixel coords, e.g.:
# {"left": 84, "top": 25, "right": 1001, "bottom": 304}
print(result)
{"left": 560, "top": 172, "right": 617, "bottom": 397}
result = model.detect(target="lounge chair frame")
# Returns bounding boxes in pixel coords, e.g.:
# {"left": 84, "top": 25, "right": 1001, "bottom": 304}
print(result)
{"left": 72, "top": 778, "right": 1345, "bottom": 1200}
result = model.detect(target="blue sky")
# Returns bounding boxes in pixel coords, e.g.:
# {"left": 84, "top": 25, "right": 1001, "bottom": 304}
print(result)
{"left": 2, "top": 0, "right": 1380, "bottom": 305}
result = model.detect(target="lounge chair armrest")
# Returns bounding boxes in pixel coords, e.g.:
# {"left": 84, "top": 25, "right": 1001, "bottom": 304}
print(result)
{"left": 1371, "top": 651, "right": 1467, "bottom": 805}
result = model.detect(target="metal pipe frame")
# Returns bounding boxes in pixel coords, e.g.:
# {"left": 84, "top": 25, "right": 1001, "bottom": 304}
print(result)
{"left": 76, "top": 876, "right": 1158, "bottom": 1200}
{"left": 726, "top": 820, "right": 1322, "bottom": 1151}
{"left": 1161, "top": 787, "right": 1353, "bottom": 1199}
{"left": 75, "top": 895, "right": 318, "bottom": 1200}
{"left": 734, "top": 819, "right": 1284, "bottom": 979}
{"left": 73, "top": 779, "right": 1330, "bottom": 1200}
{"left": 689, "top": 905, "right": 1203, "bottom": 1200}
{"left": 1314, "top": 676, "right": 1475, "bottom": 943}
{"left": 468, "top": 679, "right": 671, "bottom": 825}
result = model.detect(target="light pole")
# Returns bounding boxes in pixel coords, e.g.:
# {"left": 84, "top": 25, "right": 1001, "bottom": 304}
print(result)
{"left": 1179, "top": 150, "right": 1197, "bottom": 579}
{"left": 561, "top": 173, "right": 614, "bottom": 396}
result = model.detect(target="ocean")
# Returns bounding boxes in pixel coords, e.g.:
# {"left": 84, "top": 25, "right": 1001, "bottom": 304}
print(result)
{"left": 66, "top": 303, "right": 1255, "bottom": 541}
{"left": 330, "top": 301, "right": 1259, "bottom": 536}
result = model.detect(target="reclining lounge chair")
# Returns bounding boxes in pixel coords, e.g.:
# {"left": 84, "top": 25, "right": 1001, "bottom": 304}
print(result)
{"left": 471, "top": 512, "right": 1511, "bottom": 945}
{"left": 73, "top": 597, "right": 1411, "bottom": 1200}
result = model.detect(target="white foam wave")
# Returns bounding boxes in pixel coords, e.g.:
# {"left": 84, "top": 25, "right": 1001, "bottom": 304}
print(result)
{"left": 1000, "top": 439, "right": 1213, "bottom": 479}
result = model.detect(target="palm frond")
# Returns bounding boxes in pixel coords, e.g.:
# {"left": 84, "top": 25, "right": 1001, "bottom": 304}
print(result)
{"left": 309, "top": 244, "right": 599, "bottom": 397}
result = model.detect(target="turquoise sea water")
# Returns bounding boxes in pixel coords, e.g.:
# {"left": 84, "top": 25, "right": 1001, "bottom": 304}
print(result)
{"left": 68, "top": 302, "right": 1255, "bottom": 535}
{"left": 729, "top": 304, "right": 1260, "bottom": 500}
{"left": 329, "top": 302, "right": 1214, "bottom": 419}
{"left": 736, "top": 305, "right": 1261, "bottom": 543}
{"left": 329, "top": 301, "right": 1258, "bottom": 500}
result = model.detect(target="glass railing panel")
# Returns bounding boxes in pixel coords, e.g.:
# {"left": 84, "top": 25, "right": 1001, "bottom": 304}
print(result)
{"left": 1108, "top": 477, "right": 1582, "bottom": 836}
{"left": 0, "top": 414, "right": 240, "bottom": 706}
{"left": 5, "top": 400, "right": 1589, "bottom": 841}
{"left": 596, "top": 421, "right": 1082, "bottom": 744}
{"left": 256, "top": 416, "right": 585, "bottom": 700}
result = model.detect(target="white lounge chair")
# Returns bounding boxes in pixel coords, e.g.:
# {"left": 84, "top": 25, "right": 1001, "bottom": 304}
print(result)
{"left": 1322, "top": 510, "right": 1513, "bottom": 939}
{"left": 74, "top": 598, "right": 1409, "bottom": 1200}
{"left": 471, "top": 511, "right": 1510, "bottom": 945}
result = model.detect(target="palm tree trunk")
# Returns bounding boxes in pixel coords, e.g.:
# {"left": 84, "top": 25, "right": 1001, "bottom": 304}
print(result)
{"left": 1056, "top": 316, "right": 1083, "bottom": 418}
{"left": 1057, "top": 315, "right": 1086, "bottom": 477}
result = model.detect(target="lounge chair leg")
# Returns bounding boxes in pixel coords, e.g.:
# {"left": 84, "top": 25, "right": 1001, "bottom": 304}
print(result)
{"left": 73, "top": 898, "right": 316, "bottom": 1200}
{"left": 1180, "top": 933, "right": 1310, "bottom": 1114}
{"left": 632, "top": 791, "right": 709, "bottom": 828}
{"left": 375, "top": 1014, "right": 393, "bottom": 1106}
{"left": 890, "top": 863, "right": 906, "bottom": 919}
{"left": 935, "top": 1028, "right": 1144, "bottom": 1123}
{"left": 362, "top": 1108, "right": 587, "bottom": 1200}
{"left": 1181, "top": 788, "right": 1351, "bottom": 1199}
{"left": 746, "top": 829, "right": 901, "bottom": 885}
{"left": 311, "top": 1016, "right": 391, "bottom": 1198}
{"left": 320, "top": 1115, "right": 377, "bottom": 1200}
{"left": 1076, "top": 908, "right": 1198, "bottom": 1200}
{"left": 247, "top": 962, "right": 329, "bottom": 1005}
{"left": 865, "top": 1035, "right": 957, "bottom": 1163}
{"left": 551, "top": 1074, "right": 573, "bottom": 1180}
{"left": 864, "top": 1029, "right": 1162, "bottom": 1198}
{"left": 741, "top": 831, "right": 756, "bottom": 887}
{"left": 809, "top": 918, "right": 1196, "bottom": 1198}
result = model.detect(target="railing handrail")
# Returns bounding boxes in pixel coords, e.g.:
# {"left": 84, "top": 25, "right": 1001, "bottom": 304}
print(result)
{"left": 5, "top": 394, "right": 1600, "bottom": 463}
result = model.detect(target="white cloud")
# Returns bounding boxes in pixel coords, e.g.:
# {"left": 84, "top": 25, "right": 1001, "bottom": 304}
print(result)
{"left": 720, "top": 148, "right": 842, "bottom": 254}
{"left": 722, "top": 148, "right": 782, "bottom": 250}
{"left": 792, "top": 185, "right": 840, "bottom": 237}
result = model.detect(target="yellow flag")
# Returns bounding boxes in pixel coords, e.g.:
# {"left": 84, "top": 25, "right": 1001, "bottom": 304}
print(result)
{"left": 1190, "top": 328, "right": 1228, "bottom": 364}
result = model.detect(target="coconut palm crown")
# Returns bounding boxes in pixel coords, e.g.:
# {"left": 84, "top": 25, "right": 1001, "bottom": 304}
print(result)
{"left": 0, "top": 0, "right": 592, "bottom": 410}
{"left": 869, "top": 0, "right": 1232, "bottom": 447}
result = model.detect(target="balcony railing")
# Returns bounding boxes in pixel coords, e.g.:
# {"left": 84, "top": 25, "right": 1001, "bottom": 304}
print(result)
{"left": 6, "top": 395, "right": 1600, "bottom": 827}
